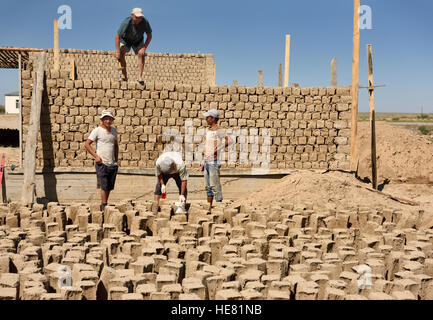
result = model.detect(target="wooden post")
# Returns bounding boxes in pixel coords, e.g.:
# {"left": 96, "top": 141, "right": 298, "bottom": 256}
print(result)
{"left": 233, "top": 80, "right": 238, "bottom": 86}
{"left": 331, "top": 58, "right": 337, "bottom": 86}
{"left": 0, "top": 154, "right": 6, "bottom": 203}
{"left": 21, "top": 52, "right": 46, "bottom": 205}
{"left": 350, "top": 0, "right": 360, "bottom": 171}
{"left": 284, "top": 34, "right": 291, "bottom": 87}
{"left": 18, "top": 53, "right": 23, "bottom": 168}
{"left": 70, "top": 56, "right": 75, "bottom": 80}
{"left": 53, "top": 19, "right": 59, "bottom": 71}
{"left": 278, "top": 63, "right": 282, "bottom": 87}
{"left": 367, "top": 44, "right": 377, "bottom": 190}
{"left": 258, "top": 70, "right": 263, "bottom": 87}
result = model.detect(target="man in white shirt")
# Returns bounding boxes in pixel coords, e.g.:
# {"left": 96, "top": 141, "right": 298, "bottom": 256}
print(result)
{"left": 154, "top": 152, "right": 188, "bottom": 209}
{"left": 201, "top": 109, "right": 232, "bottom": 214}
{"left": 84, "top": 110, "right": 119, "bottom": 212}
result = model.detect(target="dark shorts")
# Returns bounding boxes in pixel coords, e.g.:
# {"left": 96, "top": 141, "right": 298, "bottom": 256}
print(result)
{"left": 95, "top": 163, "right": 118, "bottom": 191}
{"left": 154, "top": 173, "right": 187, "bottom": 197}
{"left": 120, "top": 40, "right": 145, "bottom": 55}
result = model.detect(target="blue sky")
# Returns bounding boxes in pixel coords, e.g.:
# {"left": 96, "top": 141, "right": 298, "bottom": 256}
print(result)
{"left": 1, "top": 0, "right": 432, "bottom": 113}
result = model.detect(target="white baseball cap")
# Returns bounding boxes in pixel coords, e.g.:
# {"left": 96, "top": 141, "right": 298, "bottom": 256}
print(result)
{"left": 100, "top": 109, "right": 115, "bottom": 119}
{"left": 203, "top": 109, "right": 220, "bottom": 119}
{"left": 132, "top": 8, "right": 144, "bottom": 17}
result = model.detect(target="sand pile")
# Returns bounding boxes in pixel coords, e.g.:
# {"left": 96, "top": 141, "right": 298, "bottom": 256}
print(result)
{"left": 234, "top": 170, "right": 417, "bottom": 212}
{"left": 232, "top": 169, "right": 433, "bottom": 228}
{"left": 357, "top": 122, "right": 433, "bottom": 183}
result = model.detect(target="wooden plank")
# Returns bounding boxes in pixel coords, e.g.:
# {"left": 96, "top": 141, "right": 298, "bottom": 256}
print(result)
{"left": 367, "top": 44, "right": 377, "bottom": 190}
{"left": 355, "top": 184, "right": 419, "bottom": 206}
{"left": 350, "top": 0, "right": 360, "bottom": 171}
{"left": 21, "top": 52, "right": 46, "bottom": 205}
{"left": 284, "top": 34, "right": 291, "bottom": 87}
{"left": 53, "top": 19, "right": 60, "bottom": 71}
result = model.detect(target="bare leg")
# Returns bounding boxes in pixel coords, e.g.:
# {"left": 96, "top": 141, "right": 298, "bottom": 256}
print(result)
{"left": 138, "top": 52, "right": 145, "bottom": 80}
{"left": 101, "top": 189, "right": 111, "bottom": 203}
{"left": 100, "top": 189, "right": 110, "bottom": 212}
{"left": 120, "top": 50, "right": 128, "bottom": 80}
{"left": 207, "top": 196, "right": 213, "bottom": 214}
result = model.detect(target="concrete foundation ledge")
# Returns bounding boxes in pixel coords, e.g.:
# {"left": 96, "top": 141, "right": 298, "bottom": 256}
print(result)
{"left": 5, "top": 168, "right": 320, "bottom": 203}
{"left": 7, "top": 167, "right": 303, "bottom": 177}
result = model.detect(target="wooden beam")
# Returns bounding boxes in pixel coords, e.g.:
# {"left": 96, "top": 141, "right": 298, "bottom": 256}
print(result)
{"left": 18, "top": 53, "right": 23, "bottom": 168}
{"left": 284, "top": 34, "right": 291, "bottom": 87}
{"left": 359, "top": 84, "right": 386, "bottom": 89}
{"left": 0, "top": 154, "right": 6, "bottom": 203}
{"left": 21, "top": 52, "right": 46, "bottom": 205}
{"left": 350, "top": 0, "right": 360, "bottom": 171}
{"left": 258, "top": 70, "right": 263, "bottom": 87}
{"left": 367, "top": 44, "right": 377, "bottom": 190}
{"left": 53, "top": 19, "right": 60, "bottom": 71}
{"left": 70, "top": 56, "right": 75, "bottom": 80}
{"left": 355, "top": 184, "right": 420, "bottom": 206}
{"left": 0, "top": 47, "right": 43, "bottom": 52}
{"left": 278, "top": 63, "right": 282, "bottom": 87}
{"left": 331, "top": 58, "right": 337, "bottom": 86}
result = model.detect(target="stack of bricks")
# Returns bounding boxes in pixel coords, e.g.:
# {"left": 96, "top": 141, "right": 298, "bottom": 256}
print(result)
{"left": 27, "top": 49, "right": 215, "bottom": 85}
{"left": 21, "top": 69, "right": 352, "bottom": 170}
{"left": 0, "top": 199, "right": 432, "bottom": 300}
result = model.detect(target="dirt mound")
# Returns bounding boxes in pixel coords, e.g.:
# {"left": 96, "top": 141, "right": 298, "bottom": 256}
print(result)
{"left": 233, "top": 170, "right": 419, "bottom": 213}
{"left": 357, "top": 122, "right": 433, "bottom": 183}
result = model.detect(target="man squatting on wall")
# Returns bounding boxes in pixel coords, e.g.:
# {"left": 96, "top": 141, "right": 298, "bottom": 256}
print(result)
{"left": 84, "top": 110, "right": 119, "bottom": 212}
{"left": 115, "top": 8, "right": 152, "bottom": 83}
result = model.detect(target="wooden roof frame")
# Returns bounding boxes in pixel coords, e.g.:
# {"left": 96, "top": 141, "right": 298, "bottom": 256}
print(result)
{"left": 0, "top": 47, "right": 44, "bottom": 69}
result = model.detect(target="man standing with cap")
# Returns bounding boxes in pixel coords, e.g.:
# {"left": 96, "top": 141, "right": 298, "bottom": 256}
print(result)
{"left": 154, "top": 152, "right": 188, "bottom": 212}
{"left": 84, "top": 110, "right": 119, "bottom": 212}
{"left": 201, "top": 109, "right": 232, "bottom": 214}
{"left": 115, "top": 8, "right": 152, "bottom": 83}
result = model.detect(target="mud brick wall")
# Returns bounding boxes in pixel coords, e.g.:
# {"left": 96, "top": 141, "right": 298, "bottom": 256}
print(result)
{"left": 20, "top": 69, "right": 352, "bottom": 171}
{"left": 28, "top": 49, "right": 215, "bottom": 85}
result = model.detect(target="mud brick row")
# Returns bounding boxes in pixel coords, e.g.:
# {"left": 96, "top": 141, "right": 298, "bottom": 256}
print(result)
{"left": 21, "top": 51, "right": 351, "bottom": 170}
{"left": 27, "top": 49, "right": 214, "bottom": 85}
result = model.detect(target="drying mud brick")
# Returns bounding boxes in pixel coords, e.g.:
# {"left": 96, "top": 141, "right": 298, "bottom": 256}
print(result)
{"left": 1, "top": 191, "right": 432, "bottom": 300}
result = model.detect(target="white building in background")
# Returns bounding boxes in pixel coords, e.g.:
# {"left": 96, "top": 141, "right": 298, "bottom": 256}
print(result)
{"left": 4, "top": 92, "right": 19, "bottom": 114}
